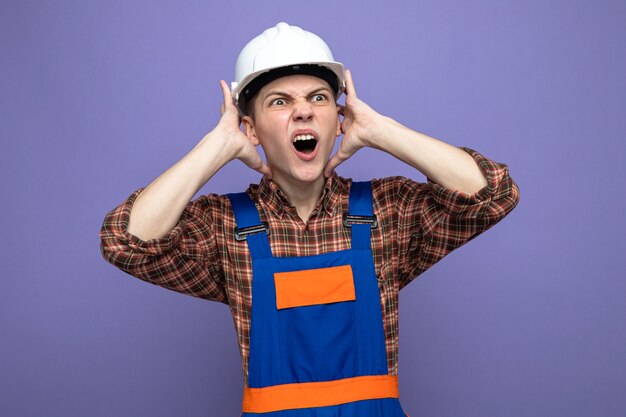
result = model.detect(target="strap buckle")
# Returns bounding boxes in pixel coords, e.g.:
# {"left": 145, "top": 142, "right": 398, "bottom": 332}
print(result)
{"left": 342, "top": 214, "right": 378, "bottom": 229}
{"left": 234, "top": 222, "right": 270, "bottom": 241}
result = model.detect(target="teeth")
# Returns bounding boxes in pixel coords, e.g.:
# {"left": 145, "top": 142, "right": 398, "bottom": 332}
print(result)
{"left": 294, "top": 134, "right": 315, "bottom": 142}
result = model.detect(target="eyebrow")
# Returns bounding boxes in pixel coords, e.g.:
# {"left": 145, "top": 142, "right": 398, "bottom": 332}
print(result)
{"left": 262, "top": 86, "right": 333, "bottom": 101}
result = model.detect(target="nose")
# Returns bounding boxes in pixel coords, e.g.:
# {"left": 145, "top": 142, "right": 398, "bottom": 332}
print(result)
{"left": 292, "top": 100, "right": 313, "bottom": 121}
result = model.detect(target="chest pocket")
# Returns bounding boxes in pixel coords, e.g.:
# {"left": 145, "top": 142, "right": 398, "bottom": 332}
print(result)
{"left": 275, "top": 265, "right": 356, "bottom": 308}
{"left": 274, "top": 264, "right": 358, "bottom": 382}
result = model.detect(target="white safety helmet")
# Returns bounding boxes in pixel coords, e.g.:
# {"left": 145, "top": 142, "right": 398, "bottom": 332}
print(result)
{"left": 231, "top": 22, "right": 346, "bottom": 116}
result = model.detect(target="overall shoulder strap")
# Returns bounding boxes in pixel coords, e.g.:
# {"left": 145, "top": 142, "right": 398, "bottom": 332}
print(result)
{"left": 226, "top": 192, "right": 272, "bottom": 260}
{"left": 345, "top": 181, "right": 377, "bottom": 250}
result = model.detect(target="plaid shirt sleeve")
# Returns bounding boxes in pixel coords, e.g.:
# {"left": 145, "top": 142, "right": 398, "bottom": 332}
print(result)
{"left": 99, "top": 189, "right": 228, "bottom": 304}
{"left": 389, "top": 146, "right": 520, "bottom": 289}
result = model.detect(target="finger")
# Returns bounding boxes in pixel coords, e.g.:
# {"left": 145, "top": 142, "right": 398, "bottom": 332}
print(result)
{"left": 323, "top": 151, "right": 348, "bottom": 178}
{"left": 345, "top": 69, "right": 357, "bottom": 99}
{"left": 219, "top": 80, "right": 235, "bottom": 112}
{"left": 250, "top": 159, "right": 273, "bottom": 179}
{"left": 241, "top": 150, "right": 273, "bottom": 179}
{"left": 219, "top": 81, "right": 228, "bottom": 115}
{"left": 258, "top": 163, "right": 273, "bottom": 179}
{"left": 219, "top": 80, "right": 232, "bottom": 100}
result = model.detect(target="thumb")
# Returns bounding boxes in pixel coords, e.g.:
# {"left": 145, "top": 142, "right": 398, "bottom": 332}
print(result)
{"left": 324, "top": 151, "right": 346, "bottom": 178}
{"left": 257, "top": 162, "right": 273, "bottom": 179}
{"left": 241, "top": 148, "right": 273, "bottom": 179}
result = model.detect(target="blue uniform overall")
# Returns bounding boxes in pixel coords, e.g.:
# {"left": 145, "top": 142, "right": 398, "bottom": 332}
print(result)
{"left": 228, "top": 182, "right": 409, "bottom": 417}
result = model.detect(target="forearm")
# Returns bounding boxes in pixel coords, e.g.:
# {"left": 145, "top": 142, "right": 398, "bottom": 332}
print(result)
{"left": 128, "top": 132, "right": 236, "bottom": 241}
{"left": 370, "top": 117, "right": 488, "bottom": 195}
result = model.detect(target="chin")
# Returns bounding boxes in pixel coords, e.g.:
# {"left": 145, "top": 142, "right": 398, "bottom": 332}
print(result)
{"left": 294, "top": 173, "right": 324, "bottom": 185}
{"left": 292, "top": 166, "right": 326, "bottom": 184}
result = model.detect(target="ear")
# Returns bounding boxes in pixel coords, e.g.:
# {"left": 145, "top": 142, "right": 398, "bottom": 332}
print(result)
{"left": 242, "top": 115, "right": 259, "bottom": 145}
{"left": 335, "top": 105, "right": 342, "bottom": 136}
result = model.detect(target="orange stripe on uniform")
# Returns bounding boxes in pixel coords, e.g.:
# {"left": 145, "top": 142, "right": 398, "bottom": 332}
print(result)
{"left": 242, "top": 374, "right": 399, "bottom": 413}
{"left": 274, "top": 265, "right": 355, "bottom": 309}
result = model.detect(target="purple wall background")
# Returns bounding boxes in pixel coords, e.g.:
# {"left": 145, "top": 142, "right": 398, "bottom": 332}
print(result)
{"left": 2, "top": 1, "right": 625, "bottom": 416}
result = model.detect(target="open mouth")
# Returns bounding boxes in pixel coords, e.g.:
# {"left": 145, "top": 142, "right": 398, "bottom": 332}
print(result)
{"left": 293, "top": 134, "right": 318, "bottom": 154}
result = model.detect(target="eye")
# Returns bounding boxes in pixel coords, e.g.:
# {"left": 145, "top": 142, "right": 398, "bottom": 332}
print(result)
{"left": 270, "top": 98, "right": 286, "bottom": 106}
{"left": 310, "top": 94, "right": 327, "bottom": 102}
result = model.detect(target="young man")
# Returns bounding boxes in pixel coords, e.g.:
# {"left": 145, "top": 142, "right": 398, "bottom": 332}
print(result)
{"left": 100, "top": 22, "right": 520, "bottom": 416}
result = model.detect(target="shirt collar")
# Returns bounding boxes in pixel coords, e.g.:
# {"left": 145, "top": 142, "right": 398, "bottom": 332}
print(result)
{"left": 257, "top": 173, "right": 346, "bottom": 219}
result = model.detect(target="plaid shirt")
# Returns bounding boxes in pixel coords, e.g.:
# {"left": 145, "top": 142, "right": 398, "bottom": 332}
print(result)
{"left": 100, "top": 147, "right": 520, "bottom": 386}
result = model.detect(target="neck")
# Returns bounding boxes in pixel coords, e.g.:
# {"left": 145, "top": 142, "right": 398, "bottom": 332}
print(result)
{"left": 272, "top": 175, "right": 326, "bottom": 223}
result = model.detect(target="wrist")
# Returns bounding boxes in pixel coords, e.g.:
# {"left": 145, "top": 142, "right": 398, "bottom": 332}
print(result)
{"left": 205, "top": 128, "right": 241, "bottom": 155}
{"left": 366, "top": 115, "right": 404, "bottom": 151}
{"left": 194, "top": 130, "right": 239, "bottom": 169}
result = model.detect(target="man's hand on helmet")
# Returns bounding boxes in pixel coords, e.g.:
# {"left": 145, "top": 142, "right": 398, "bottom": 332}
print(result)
{"left": 323, "top": 69, "right": 390, "bottom": 178}
{"left": 214, "top": 80, "right": 273, "bottom": 178}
